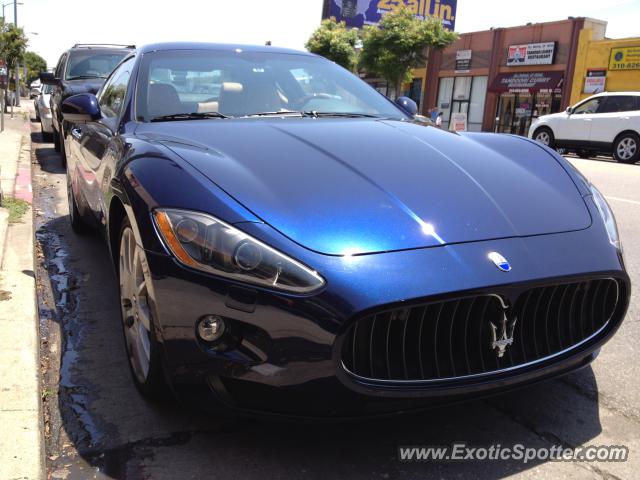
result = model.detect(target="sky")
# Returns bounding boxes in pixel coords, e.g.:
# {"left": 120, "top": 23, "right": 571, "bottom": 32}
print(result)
{"left": 14, "top": 0, "right": 640, "bottom": 69}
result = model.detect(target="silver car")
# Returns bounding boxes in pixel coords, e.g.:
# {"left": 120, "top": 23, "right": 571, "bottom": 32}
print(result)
{"left": 34, "top": 84, "right": 54, "bottom": 141}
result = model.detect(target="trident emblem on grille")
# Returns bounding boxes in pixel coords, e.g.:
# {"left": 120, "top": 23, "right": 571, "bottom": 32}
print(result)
{"left": 489, "top": 298, "right": 517, "bottom": 358}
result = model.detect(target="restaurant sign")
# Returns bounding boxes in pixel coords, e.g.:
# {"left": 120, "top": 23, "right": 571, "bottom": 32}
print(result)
{"left": 488, "top": 72, "right": 563, "bottom": 93}
{"left": 507, "top": 42, "right": 556, "bottom": 66}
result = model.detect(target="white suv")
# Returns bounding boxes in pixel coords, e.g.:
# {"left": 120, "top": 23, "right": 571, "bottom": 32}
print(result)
{"left": 529, "top": 92, "right": 640, "bottom": 164}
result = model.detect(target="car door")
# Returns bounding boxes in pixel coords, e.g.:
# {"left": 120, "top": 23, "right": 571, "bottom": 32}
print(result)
{"left": 557, "top": 97, "right": 604, "bottom": 143}
{"left": 50, "top": 53, "right": 67, "bottom": 133}
{"left": 589, "top": 95, "right": 636, "bottom": 145}
{"left": 74, "top": 58, "right": 134, "bottom": 222}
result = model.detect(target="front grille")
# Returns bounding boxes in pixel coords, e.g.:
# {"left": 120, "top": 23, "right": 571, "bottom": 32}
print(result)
{"left": 341, "top": 278, "right": 622, "bottom": 382}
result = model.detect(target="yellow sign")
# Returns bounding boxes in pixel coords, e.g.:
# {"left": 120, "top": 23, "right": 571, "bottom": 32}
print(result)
{"left": 609, "top": 46, "right": 640, "bottom": 70}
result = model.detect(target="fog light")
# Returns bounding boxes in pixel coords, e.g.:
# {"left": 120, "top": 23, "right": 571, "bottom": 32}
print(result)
{"left": 197, "top": 315, "right": 226, "bottom": 342}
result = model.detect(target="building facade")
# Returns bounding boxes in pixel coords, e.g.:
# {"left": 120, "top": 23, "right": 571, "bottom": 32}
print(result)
{"left": 421, "top": 17, "right": 607, "bottom": 133}
{"left": 570, "top": 30, "right": 640, "bottom": 105}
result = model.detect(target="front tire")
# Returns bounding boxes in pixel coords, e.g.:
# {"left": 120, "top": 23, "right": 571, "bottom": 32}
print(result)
{"left": 118, "top": 219, "right": 170, "bottom": 400}
{"left": 533, "top": 127, "right": 555, "bottom": 149}
{"left": 67, "top": 171, "right": 90, "bottom": 234}
{"left": 53, "top": 125, "right": 61, "bottom": 152}
{"left": 59, "top": 126, "right": 67, "bottom": 168}
{"left": 613, "top": 132, "right": 639, "bottom": 164}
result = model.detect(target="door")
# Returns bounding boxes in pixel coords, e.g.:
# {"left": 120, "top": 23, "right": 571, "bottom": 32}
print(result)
{"left": 50, "top": 53, "right": 67, "bottom": 133}
{"left": 73, "top": 58, "right": 134, "bottom": 222}
{"left": 557, "top": 96, "right": 604, "bottom": 143}
{"left": 588, "top": 95, "right": 636, "bottom": 144}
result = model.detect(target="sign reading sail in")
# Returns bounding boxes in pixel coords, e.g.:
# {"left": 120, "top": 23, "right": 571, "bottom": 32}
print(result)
{"left": 322, "top": 0, "right": 457, "bottom": 31}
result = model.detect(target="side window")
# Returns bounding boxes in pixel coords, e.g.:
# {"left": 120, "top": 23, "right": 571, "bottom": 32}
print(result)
{"left": 99, "top": 58, "right": 134, "bottom": 119}
{"left": 573, "top": 98, "right": 601, "bottom": 114}
{"left": 598, "top": 96, "right": 636, "bottom": 113}
{"left": 55, "top": 54, "right": 66, "bottom": 79}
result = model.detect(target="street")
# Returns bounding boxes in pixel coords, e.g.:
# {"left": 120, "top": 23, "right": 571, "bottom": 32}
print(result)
{"left": 29, "top": 106, "right": 639, "bottom": 479}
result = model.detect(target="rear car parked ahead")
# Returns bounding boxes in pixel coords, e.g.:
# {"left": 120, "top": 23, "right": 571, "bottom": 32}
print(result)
{"left": 40, "top": 43, "right": 134, "bottom": 164}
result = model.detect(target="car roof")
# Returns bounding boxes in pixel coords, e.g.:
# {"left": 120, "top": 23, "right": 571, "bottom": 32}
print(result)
{"left": 588, "top": 91, "right": 640, "bottom": 98}
{"left": 136, "top": 42, "right": 314, "bottom": 57}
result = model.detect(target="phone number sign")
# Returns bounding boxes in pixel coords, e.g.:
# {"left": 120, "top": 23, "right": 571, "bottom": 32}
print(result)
{"left": 609, "top": 46, "right": 640, "bottom": 70}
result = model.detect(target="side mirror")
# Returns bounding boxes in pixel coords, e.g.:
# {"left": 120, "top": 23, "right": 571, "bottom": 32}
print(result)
{"left": 40, "top": 72, "right": 59, "bottom": 86}
{"left": 395, "top": 96, "right": 418, "bottom": 116}
{"left": 62, "top": 93, "right": 101, "bottom": 123}
{"left": 565, "top": 106, "right": 573, "bottom": 115}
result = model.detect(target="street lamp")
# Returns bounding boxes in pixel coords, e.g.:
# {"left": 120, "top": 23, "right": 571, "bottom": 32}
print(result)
{"left": 1, "top": 1, "right": 21, "bottom": 22}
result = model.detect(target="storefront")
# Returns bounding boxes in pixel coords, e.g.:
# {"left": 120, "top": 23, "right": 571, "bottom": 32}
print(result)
{"left": 489, "top": 72, "right": 563, "bottom": 135}
{"left": 570, "top": 29, "right": 640, "bottom": 104}
{"left": 423, "top": 17, "right": 605, "bottom": 134}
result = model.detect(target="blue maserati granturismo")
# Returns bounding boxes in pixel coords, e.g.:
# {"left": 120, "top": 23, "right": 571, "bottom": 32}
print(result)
{"left": 60, "top": 43, "right": 630, "bottom": 417}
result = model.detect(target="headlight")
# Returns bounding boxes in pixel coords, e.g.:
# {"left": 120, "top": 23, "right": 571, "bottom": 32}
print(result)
{"left": 153, "top": 208, "right": 325, "bottom": 293}
{"left": 590, "top": 185, "right": 622, "bottom": 253}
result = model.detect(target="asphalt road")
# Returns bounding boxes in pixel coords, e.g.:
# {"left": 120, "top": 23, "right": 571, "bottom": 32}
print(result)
{"left": 30, "top": 108, "right": 640, "bottom": 480}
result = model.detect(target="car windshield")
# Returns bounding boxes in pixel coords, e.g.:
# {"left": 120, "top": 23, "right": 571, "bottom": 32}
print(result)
{"left": 65, "top": 50, "right": 130, "bottom": 80}
{"left": 136, "top": 48, "right": 406, "bottom": 121}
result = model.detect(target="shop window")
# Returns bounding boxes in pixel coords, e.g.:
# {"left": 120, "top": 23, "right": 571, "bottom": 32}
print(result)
{"left": 436, "top": 77, "right": 454, "bottom": 128}
{"left": 468, "top": 76, "right": 488, "bottom": 131}
{"left": 453, "top": 76, "right": 472, "bottom": 100}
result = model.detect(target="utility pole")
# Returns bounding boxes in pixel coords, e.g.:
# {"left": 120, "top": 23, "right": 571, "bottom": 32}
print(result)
{"left": 13, "top": 0, "right": 19, "bottom": 107}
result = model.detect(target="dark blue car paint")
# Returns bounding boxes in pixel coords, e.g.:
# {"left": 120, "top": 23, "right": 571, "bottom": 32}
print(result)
{"left": 62, "top": 43, "right": 630, "bottom": 417}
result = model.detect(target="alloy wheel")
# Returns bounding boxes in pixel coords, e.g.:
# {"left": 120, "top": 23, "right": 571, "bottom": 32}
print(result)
{"left": 616, "top": 137, "right": 637, "bottom": 161}
{"left": 535, "top": 131, "right": 550, "bottom": 145}
{"left": 119, "top": 227, "right": 153, "bottom": 384}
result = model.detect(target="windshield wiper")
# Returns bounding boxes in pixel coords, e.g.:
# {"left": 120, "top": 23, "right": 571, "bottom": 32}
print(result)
{"left": 150, "top": 112, "right": 230, "bottom": 122}
{"left": 306, "top": 112, "right": 382, "bottom": 118}
{"left": 242, "top": 110, "right": 312, "bottom": 118}
{"left": 66, "top": 75, "right": 108, "bottom": 80}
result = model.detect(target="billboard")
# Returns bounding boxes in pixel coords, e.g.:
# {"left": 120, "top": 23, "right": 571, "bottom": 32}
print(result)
{"left": 322, "top": 0, "right": 457, "bottom": 31}
{"left": 609, "top": 46, "right": 640, "bottom": 70}
{"left": 506, "top": 42, "right": 556, "bottom": 66}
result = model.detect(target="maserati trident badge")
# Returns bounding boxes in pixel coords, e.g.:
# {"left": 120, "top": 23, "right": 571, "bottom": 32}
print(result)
{"left": 490, "top": 306, "right": 517, "bottom": 358}
{"left": 488, "top": 251, "right": 511, "bottom": 272}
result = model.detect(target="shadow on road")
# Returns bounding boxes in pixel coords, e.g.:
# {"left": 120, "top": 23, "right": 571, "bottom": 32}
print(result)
{"left": 32, "top": 127, "right": 605, "bottom": 480}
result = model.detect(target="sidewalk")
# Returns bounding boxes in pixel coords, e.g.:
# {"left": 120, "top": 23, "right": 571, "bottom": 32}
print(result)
{"left": 0, "top": 102, "right": 45, "bottom": 480}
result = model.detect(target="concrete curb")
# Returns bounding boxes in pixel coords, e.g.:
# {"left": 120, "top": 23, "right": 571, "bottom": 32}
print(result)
{"left": 0, "top": 103, "right": 45, "bottom": 480}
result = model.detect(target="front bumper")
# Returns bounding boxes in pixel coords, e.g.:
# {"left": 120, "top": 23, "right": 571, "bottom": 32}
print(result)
{"left": 143, "top": 216, "right": 629, "bottom": 417}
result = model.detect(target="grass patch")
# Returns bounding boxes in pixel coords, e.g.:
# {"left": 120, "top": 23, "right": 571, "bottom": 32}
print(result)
{"left": 1, "top": 197, "right": 30, "bottom": 223}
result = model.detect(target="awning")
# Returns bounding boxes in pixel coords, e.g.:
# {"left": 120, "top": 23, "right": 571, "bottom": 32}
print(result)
{"left": 488, "top": 71, "right": 563, "bottom": 94}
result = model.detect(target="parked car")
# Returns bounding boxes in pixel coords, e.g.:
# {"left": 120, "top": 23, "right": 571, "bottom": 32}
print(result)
{"left": 60, "top": 43, "right": 629, "bottom": 417}
{"left": 34, "top": 84, "right": 54, "bottom": 141}
{"left": 29, "top": 80, "right": 42, "bottom": 99}
{"left": 529, "top": 92, "right": 640, "bottom": 164}
{"left": 40, "top": 43, "right": 134, "bottom": 163}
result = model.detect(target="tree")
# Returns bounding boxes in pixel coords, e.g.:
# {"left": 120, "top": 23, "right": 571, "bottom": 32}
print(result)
{"left": 305, "top": 17, "right": 359, "bottom": 71}
{"left": 24, "top": 51, "right": 47, "bottom": 84}
{"left": 360, "top": 7, "right": 458, "bottom": 97}
{"left": 0, "top": 19, "right": 28, "bottom": 90}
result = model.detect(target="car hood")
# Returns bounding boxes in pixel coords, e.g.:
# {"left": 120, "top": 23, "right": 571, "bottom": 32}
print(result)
{"left": 62, "top": 78, "right": 106, "bottom": 97}
{"left": 537, "top": 112, "right": 567, "bottom": 121}
{"left": 136, "top": 119, "right": 591, "bottom": 255}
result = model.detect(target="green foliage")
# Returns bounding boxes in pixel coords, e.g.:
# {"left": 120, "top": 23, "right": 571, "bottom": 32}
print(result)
{"left": 23, "top": 51, "right": 47, "bottom": 84}
{"left": 305, "top": 17, "right": 359, "bottom": 71}
{"left": 0, "top": 19, "right": 28, "bottom": 71}
{"left": 359, "top": 7, "right": 458, "bottom": 96}
{"left": 2, "top": 197, "right": 30, "bottom": 223}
